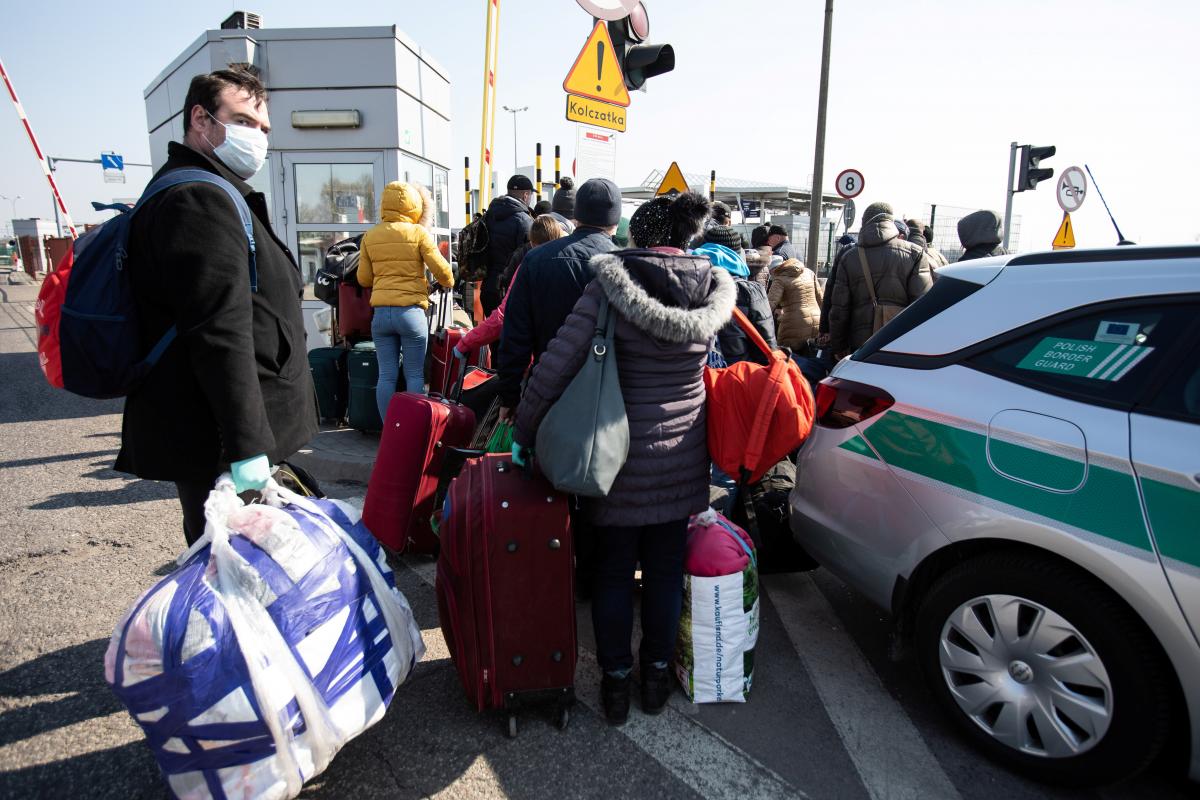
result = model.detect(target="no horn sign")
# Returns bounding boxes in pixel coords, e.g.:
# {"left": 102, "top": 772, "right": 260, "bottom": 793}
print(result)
{"left": 565, "top": 94, "right": 627, "bottom": 132}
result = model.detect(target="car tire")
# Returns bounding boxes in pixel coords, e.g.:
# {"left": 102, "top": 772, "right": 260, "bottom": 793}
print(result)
{"left": 915, "top": 551, "right": 1171, "bottom": 786}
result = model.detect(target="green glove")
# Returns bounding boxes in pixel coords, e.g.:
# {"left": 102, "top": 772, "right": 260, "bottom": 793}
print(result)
{"left": 231, "top": 454, "right": 271, "bottom": 493}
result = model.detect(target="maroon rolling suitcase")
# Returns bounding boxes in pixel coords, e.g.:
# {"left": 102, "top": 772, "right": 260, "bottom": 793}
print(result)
{"left": 362, "top": 392, "right": 475, "bottom": 554}
{"left": 338, "top": 283, "right": 373, "bottom": 341}
{"left": 436, "top": 455, "right": 576, "bottom": 737}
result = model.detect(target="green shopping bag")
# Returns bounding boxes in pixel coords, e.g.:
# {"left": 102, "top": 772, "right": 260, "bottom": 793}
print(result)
{"left": 486, "top": 422, "right": 514, "bottom": 454}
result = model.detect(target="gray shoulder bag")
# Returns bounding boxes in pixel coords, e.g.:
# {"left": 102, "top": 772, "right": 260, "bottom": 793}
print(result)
{"left": 535, "top": 295, "right": 630, "bottom": 497}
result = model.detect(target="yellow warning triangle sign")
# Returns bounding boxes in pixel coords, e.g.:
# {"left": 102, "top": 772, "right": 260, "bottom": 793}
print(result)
{"left": 563, "top": 20, "right": 631, "bottom": 108}
{"left": 1052, "top": 212, "right": 1075, "bottom": 249}
{"left": 655, "top": 162, "right": 689, "bottom": 196}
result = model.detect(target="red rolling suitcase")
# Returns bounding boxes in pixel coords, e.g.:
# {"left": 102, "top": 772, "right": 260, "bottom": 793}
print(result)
{"left": 362, "top": 392, "right": 475, "bottom": 554}
{"left": 428, "top": 290, "right": 490, "bottom": 397}
{"left": 338, "top": 283, "right": 373, "bottom": 341}
{"left": 436, "top": 455, "right": 576, "bottom": 737}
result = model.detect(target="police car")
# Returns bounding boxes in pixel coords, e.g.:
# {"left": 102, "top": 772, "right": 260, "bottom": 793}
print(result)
{"left": 790, "top": 246, "right": 1200, "bottom": 786}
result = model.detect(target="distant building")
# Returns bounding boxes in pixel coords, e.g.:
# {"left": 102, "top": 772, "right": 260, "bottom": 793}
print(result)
{"left": 145, "top": 15, "right": 453, "bottom": 287}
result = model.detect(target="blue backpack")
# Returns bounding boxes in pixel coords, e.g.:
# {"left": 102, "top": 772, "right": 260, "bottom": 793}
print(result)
{"left": 54, "top": 169, "right": 257, "bottom": 398}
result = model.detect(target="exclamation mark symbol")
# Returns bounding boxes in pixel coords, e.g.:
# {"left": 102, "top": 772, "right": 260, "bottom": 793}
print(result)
{"left": 596, "top": 41, "right": 604, "bottom": 92}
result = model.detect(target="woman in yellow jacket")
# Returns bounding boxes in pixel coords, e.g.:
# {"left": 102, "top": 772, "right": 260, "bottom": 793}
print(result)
{"left": 358, "top": 181, "right": 454, "bottom": 415}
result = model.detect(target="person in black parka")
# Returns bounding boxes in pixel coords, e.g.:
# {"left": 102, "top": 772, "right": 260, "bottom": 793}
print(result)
{"left": 481, "top": 175, "right": 535, "bottom": 316}
{"left": 115, "top": 69, "right": 317, "bottom": 545}
{"left": 495, "top": 178, "right": 621, "bottom": 414}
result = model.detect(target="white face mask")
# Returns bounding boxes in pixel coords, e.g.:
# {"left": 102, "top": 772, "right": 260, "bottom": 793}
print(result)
{"left": 205, "top": 111, "right": 268, "bottom": 179}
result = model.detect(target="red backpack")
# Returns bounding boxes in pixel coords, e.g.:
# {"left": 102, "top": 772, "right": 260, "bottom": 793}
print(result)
{"left": 704, "top": 307, "right": 815, "bottom": 485}
{"left": 34, "top": 246, "right": 73, "bottom": 389}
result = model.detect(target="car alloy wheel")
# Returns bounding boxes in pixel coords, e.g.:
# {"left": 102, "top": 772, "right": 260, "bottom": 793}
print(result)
{"left": 938, "top": 593, "right": 1112, "bottom": 758}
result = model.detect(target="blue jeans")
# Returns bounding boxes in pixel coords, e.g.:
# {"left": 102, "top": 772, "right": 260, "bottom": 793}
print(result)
{"left": 590, "top": 518, "right": 689, "bottom": 673}
{"left": 371, "top": 305, "right": 427, "bottom": 418}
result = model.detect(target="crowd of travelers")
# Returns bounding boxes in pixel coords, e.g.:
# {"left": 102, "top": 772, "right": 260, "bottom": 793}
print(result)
{"left": 105, "top": 67, "right": 1014, "bottom": 732}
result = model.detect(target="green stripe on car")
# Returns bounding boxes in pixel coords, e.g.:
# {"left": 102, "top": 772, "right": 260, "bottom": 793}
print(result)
{"left": 859, "top": 411, "right": 1154, "bottom": 556}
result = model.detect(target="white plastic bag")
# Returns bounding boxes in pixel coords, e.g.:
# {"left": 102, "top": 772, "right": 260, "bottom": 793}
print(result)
{"left": 106, "top": 477, "right": 424, "bottom": 800}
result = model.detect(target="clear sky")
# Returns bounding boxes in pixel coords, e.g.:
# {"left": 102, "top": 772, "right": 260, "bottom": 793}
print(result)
{"left": 2, "top": 0, "right": 1198, "bottom": 252}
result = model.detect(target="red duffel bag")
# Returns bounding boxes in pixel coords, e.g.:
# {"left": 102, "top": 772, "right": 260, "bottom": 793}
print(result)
{"left": 704, "top": 307, "right": 815, "bottom": 485}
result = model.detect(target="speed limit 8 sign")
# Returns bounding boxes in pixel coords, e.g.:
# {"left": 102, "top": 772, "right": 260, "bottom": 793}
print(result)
{"left": 835, "top": 169, "right": 864, "bottom": 199}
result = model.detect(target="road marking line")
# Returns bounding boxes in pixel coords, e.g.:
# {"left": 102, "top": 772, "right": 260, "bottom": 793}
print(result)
{"left": 403, "top": 555, "right": 805, "bottom": 800}
{"left": 765, "top": 573, "right": 962, "bottom": 800}
{"left": 575, "top": 648, "right": 806, "bottom": 800}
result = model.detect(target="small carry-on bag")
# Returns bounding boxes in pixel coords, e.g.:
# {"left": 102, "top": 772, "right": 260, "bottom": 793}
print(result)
{"left": 436, "top": 454, "right": 576, "bottom": 737}
{"left": 346, "top": 343, "right": 389, "bottom": 433}
{"left": 308, "top": 346, "right": 349, "bottom": 424}
{"left": 105, "top": 476, "right": 424, "bottom": 800}
{"left": 361, "top": 391, "right": 475, "bottom": 554}
{"left": 338, "top": 283, "right": 373, "bottom": 342}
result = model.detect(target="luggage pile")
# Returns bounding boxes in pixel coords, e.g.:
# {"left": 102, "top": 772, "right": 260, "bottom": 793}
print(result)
{"left": 104, "top": 476, "right": 424, "bottom": 800}
{"left": 306, "top": 235, "right": 487, "bottom": 434}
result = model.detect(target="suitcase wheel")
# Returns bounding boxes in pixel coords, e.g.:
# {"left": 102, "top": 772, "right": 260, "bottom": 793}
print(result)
{"left": 506, "top": 714, "right": 518, "bottom": 739}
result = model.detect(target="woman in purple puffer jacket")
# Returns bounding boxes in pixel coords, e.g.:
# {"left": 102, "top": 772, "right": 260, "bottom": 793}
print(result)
{"left": 513, "top": 193, "right": 735, "bottom": 725}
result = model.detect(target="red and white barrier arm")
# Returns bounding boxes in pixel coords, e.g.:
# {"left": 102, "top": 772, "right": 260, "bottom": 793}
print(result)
{"left": 0, "top": 55, "right": 77, "bottom": 239}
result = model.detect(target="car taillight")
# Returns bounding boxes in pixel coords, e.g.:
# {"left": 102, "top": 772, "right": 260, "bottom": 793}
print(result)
{"left": 814, "top": 378, "right": 895, "bottom": 429}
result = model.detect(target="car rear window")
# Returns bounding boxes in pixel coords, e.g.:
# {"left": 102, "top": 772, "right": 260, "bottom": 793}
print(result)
{"left": 854, "top": 276, "right": 983, "bottom": 360}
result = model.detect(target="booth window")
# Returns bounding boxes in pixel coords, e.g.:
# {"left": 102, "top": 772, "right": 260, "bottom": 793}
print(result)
{"left": 401, "top": 154, "right": 450, "bottom": 231}
{"left": 297, "top": 230, "right": 355, "bottom": 286}
{"left": 295, "top": 163, "right": 377, "bottom": 224}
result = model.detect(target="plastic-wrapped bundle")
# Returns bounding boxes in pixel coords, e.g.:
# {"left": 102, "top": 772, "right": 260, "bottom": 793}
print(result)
{"left": 673, "top": 508, "right": 759, "bottom": 704}
{"left": 105, "top": 478, "right": 425, "bottom": 800}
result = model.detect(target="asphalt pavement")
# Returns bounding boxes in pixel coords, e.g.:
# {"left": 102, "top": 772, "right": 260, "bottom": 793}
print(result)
{"left": 0, "top": 277, "right": 1193, "bottom": 799}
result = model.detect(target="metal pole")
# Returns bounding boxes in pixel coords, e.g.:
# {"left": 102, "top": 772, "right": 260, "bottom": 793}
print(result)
{"left": 464, "top": 156, "right": 472, "bottom": 225}
{"left": 709, "top": 170, "right": 716, "bottom": 201}
{"left": 826, "top": 220, "right": 835, "bottom": 267}
{"left": 805, "top": 0, "right": 834, "bottom": 273}
{"left": 929, "top": 203, "right": 937, "bottom": 237}
{"left": 535, "top": 142, "right": 542, "bottom": 202}
{"left": 1002, "top": 141, "right": 1017, "bottom": 251}
{"left": 511, "top": 111, "right": 518, "bottom": 175}
{"left": 554, "top": 145, "right": 561, "bottom": 190}
{"left": 478, "top": 0, "right": 501, "bottom": 208}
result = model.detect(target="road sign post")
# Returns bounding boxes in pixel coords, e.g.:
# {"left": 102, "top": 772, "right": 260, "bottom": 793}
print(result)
{"left": 1052, "top": 213, "right": 1075, "bottom": 249}
{"left": 655, "top": 161, "right": 689, "bottom": 196}
{"left": 563, "top": 21, "right": 632, "bottom": 108}
{"left": 834, "top": 169, "right": 863, "bottom": 199}
{"left": 565, "top": 94, "right": 627, "bottom": 131}
{"left": 1056, "top": 166, "right": 1087, "bottom": 213}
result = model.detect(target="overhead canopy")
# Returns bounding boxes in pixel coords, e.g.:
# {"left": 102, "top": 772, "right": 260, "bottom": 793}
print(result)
{"left": 621, "top": 168, "right": 847, "bottom": 218}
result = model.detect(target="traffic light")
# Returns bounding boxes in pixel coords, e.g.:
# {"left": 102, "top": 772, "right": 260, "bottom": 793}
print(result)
{"left": 1017, "top": 144, "right": 1056, "bottom": 192}
{"left": 606, "top": 4, "right": 674, "bottom": 91}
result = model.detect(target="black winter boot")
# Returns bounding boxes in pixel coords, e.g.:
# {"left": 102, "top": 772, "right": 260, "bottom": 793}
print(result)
{"left": 600, "top": 672, "right": 631, "bottom": 725}
{"left": 640, "top": 664, "right": 672, "bottom": 715}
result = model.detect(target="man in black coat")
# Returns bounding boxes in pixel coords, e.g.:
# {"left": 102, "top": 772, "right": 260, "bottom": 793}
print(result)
{"left": 496, "top": 178, "right": 621, "bottom": 416}
{"left": 481, "top": 175, "right": 535, "bottom": 316}
{"left": 115, "top": 68, "right": 317, "bottom": 545}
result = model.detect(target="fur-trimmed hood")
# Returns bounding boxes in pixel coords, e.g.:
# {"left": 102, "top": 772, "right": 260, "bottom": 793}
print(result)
{"left": 590, "top": 250, "right": 735, "bottom": 344}
{"left": 380, "top": 181, "right": 435, "bottom": 228}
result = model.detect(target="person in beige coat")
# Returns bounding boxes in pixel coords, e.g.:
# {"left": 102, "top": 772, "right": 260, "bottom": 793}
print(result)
{"left": 767, "top": 257, "right": 823, "bottom": 353}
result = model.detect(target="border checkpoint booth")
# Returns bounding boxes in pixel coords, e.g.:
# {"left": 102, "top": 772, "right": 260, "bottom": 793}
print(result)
{"left": 144, "top": 14, "right": 454, "bottom": 347}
